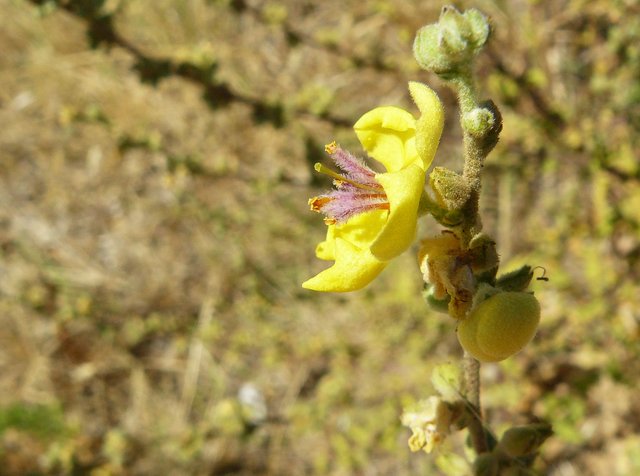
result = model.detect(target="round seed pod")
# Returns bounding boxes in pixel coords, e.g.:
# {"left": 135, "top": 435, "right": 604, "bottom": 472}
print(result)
{"left": 457, "top": 292, "right": 540, "bottom": 362}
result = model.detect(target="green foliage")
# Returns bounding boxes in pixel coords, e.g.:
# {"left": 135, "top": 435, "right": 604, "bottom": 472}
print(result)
{"left": 0, "top": 403, "right": 67, "bottom": 440}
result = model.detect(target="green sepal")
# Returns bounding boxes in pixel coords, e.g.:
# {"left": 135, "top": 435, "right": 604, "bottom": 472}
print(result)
{"left": 419, "top": 191, "right": 464, "bottom": 226}
{"left": 495, "top": 265, "right": 534, "bottom": 292}
{"left": 430, "top": 166, "right": 471, "bottom": 212}
{"left": 497, "top": 423, "right": 553, "bottom": 458}
{"left": 472, "top": 453, "right": 500, "bottom": 476}
{"left": 423, "top": 284, "right": 451, "bottom": 313}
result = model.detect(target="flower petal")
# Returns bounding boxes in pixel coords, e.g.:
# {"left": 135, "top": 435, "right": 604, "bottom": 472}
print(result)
{"left": 315, "top": 210, "right": 388, "bottom": 261}
{"left": 370, "top": 164, "right": 425, "bottom": 261}
{"left": 408, "top": 82, "right": 445, "bottom": 170}
{"left": 303, "top": 238, "right": 387, "bottom": 292}
{"left": 315, "top": 225, "right": 337, "bottom": 261}
{"left": 354, "top": 106, "right": 419, "bottom": 173}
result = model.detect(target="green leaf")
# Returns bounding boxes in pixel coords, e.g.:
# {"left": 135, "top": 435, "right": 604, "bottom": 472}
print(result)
{"left": 431, "top": 363, "right": 463, "bottom": 402}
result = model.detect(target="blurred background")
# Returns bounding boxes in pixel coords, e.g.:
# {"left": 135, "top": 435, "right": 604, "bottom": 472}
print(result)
{"left": 1, "top": 0, "right": 639, "bottom": 474}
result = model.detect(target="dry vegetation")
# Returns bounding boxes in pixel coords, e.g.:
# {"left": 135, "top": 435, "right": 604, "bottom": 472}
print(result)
{"left": 0, "top": 0, "right": 639, "bottom": 474}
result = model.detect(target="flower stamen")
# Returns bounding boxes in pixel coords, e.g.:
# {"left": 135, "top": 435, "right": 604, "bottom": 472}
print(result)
{"left": 309, "top": 142, "right": 390, "bottom": 224}
{"left": 313, "top": 163, "right": 381, "bottom": 192}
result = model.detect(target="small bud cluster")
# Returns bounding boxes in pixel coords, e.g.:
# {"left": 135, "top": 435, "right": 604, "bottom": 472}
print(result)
{"left": 413, "top": 6, "right": 490, "bottom": 78}
{"left": 420, "top": 228, "right": 542, "bottom": 362}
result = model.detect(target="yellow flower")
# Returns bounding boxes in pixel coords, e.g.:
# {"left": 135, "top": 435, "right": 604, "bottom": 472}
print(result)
{"left": 303, "top": 82, "right": 444, "bottom": 292}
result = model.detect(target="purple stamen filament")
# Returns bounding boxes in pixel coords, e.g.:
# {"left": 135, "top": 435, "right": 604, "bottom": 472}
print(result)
{"left": 309, "top": 142, "right": 390, "bottom": 225}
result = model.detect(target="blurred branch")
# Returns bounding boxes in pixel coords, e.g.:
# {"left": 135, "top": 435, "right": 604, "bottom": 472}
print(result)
{"left": 485, "top": 48, "right": 565, "bottom": 134}
{"left": 598, "top": 162, "right": 640, "bottom": 182}
{"left": 28, "top": 0, "right": 352, "bottom": 128}
{"left": 237, "top": 2, "right": 399, "bottom": 73}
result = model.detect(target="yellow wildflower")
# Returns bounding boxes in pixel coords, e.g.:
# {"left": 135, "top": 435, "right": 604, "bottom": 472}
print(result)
{"left": 303, "top": 82, "right": 444, "bottom": 292}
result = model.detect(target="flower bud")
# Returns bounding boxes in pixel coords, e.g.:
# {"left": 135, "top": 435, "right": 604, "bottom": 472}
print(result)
{"left": 429, "top": 166, "right": 471, "bottom": 211}
{"left": 463, "top": 107, "right": 496, "bottom": 138}
{"left": 495, "top": 265, "right": 534, "bottom": 292}
{"left": 457, "top": 292, "right": 541, "bottom": 362}
{"left": 468, "top": 233, "right": 499, "bottom": 275}
{"left": 498, "top": 423, "right": 553, "bottom": 457}
{"left": 423, "top": 284, "right": 451, "bottom": 313}
{"left": 413, "top": 6, "right": 490, "bottom": 77}
{"left": 472, "top": 453, "right": 500, "bottom": 476}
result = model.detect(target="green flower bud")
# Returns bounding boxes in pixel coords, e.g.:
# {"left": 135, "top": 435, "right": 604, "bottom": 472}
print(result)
{"left": 468, "top": 233, "right": 499, "bottom": 275}
{"left": 496, "top": 265, "right": 534, "bottom": 292}
{"left": 498, "top": 423, "right": 553, "bottom": 457}
{"left": 413, "top": 6, "right": 490, "bottom": 77}
{"left": 413, "top": 24, "right": 450, "bottom": 74}
{"left": 463, "top": 9, "right": 491, "bottom": 50}
{"left": 457, "top": 292, "right": 541, "bottom": 362}
{"left": 429, "top": 166, "right": 471, "bottom": 211}
{"left": 423, "top": 284, "right": 451, "bottom": 313}
{"left": 472, "top": 453, "right": 500, "bottom": 476}
{"left": 439, "top": 7, "right": 470, "bottom": 55}
{"left": 462, "top": 107, "right": 495, "bottom": 138}
{"left": 467, "top": 100, "right": 503, "bottom": 155}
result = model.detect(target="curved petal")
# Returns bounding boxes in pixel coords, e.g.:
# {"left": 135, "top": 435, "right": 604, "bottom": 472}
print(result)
{"left": 370, "top": 164, "right": 425, "bottom": 261}
{"left": 303, "top": 238, "right": 387, "bottom": 292}
{"left": 408, "top": 82, "right": 445, "bottom": 170}
{"left": 315, "top": 210, "right": 388, "bottom": 261}
{"left": 354, "top": 106, "right": 419, "bottom": 173}
{"left": 315, "top": 225, "right": 337, "bottom": 261}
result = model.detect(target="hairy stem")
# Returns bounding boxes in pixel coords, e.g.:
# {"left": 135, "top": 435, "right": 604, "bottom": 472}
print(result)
{"left": 463, "top": 352, "right": 488, "bottom": 454}
{"left": 452, "top": 70, "right": 499, "bottom": 455}
{"left": 451, "top": 74, "right": 486, "bottom": 246}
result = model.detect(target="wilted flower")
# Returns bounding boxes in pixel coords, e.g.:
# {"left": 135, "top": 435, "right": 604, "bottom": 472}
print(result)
{"left": 402, "top": 396, "right": 453, "bottom": 453}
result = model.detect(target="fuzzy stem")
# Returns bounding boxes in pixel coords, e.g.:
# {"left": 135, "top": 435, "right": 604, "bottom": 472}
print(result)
{"left": 451, "top": 73, "right": 486, "bottom": 246}
{"left": 463, "top": 352, "right": 488, "bottom": 454}
{"left": 451, "top": 68, "right": 497, "bottom": 456}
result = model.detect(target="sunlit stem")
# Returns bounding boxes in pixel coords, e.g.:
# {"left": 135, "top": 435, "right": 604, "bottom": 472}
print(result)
{"left": 464, "top": 352, "right": 489, "bottom": 454}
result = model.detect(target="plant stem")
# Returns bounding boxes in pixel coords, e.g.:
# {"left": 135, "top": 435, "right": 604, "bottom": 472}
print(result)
{"left": 451, "top": 73, "right": 486, "bottom": 247}
{"left": 454, "top": 71, "right": 497, "bottom": 455}
{"left": 463, "top": 352, "right": 488, "bottom": 454}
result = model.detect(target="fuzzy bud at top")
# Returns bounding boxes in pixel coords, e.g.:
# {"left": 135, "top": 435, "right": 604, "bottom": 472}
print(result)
{"left": 413, "top": 6, "right": 490, "bottom": 77}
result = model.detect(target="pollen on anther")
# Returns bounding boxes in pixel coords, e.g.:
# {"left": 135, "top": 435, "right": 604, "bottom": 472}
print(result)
{"left": 325, "top": 141, "right": 338, "bottom": 155}
{"left": 309, "top": 196, "right": 332, "bottom": 212}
